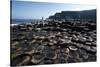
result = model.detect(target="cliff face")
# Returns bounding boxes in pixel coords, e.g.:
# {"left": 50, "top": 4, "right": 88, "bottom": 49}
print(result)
{"left": 48, "top": 9, "right": 96, "bottom": 21}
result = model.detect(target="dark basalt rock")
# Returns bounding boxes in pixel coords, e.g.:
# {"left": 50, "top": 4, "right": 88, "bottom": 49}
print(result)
{"left": 85, "top": 42, "right": 92, "bottom": 46}
{"left": 44, "top": 58, "right": 54, "bottom": 64}
{"left": 78, "top": 49, "right": 88, "bottom": 60}
{"left": 73, "top": 42, "right": 84, "bottom": 48}
{"left": 91, "top": 42, "right": 96, "bottom": 46}
{"left": 31, "top": 52, "right": 45, "bottom": 64}
{"left": 11, "top": 19, "right": 96, "bottom": 66}
{"left": 11, "top": 54, "right": 32, "bottom": 66}
{"left": 69, "top": 46, "right": 78, "bottom": 51}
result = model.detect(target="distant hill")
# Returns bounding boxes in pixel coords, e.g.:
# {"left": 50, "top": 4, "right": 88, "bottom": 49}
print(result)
{"left": 48, "top": 9, "right": 96, "bottom": 21}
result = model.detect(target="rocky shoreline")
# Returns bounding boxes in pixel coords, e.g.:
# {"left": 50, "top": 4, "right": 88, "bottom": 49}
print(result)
{"left": 11, "top": 20, "right": 96, "bottom": 66}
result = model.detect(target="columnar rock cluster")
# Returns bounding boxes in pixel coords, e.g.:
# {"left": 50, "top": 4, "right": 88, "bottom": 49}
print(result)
{"left": 11, "top": 20, "right": 96, "bottom": 66}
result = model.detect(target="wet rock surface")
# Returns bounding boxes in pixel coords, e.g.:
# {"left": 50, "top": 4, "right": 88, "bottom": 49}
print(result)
{"left": 11, "top": 20, "right": 96, "bottom": 66}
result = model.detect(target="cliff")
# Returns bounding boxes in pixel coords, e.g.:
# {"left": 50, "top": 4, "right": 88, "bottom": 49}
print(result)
{"left": 48, "top": 9, "right": 96, "bottom": 21}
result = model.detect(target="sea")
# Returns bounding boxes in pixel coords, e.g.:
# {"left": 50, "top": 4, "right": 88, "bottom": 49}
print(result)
{"left": 10, "top": 19, "right": 41, "bottom": 26}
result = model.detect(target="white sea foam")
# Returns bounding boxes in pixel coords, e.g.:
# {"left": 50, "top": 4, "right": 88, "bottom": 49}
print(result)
{"left": 10, "top": 24, "right": 18, "bottom": 26}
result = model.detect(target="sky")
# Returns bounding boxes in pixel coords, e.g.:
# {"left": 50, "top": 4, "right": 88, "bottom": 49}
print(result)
{"left": 11, "top": 0, "right": 96, "bottom": 19}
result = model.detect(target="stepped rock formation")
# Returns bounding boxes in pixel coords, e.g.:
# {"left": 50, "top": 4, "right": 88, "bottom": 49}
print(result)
{"left": 11, "top": 19, "right": 96, "bottom": 66}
